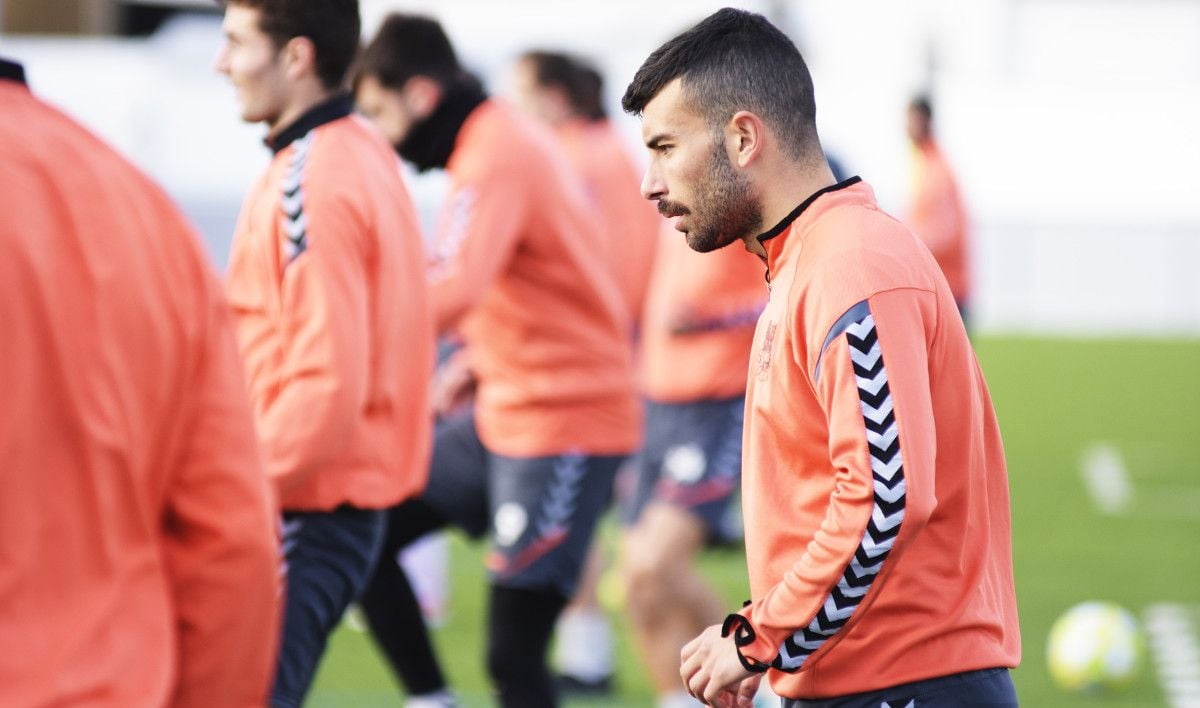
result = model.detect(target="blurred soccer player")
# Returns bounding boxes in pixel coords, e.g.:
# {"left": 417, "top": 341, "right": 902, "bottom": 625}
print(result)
{"left": 508, "top": 48, "right": 662, "bottom": 696}
{"left": 510, "top": 50, "right": 659, "bottom": 324}
{"left": 624, "top": 9, "right": 1019, "bottom": 707}
{"left": 905, "top": 95, "right": 972, "bottom": 325}
{"left": 0, "top": 58, "right": 279, "bottom": 707}
{"left": 213, "top": 2, "right": 435, "bottom": 705}
{"left": 623, "top": 223, "right": 767, "bottom": 708}
{"left": 354, "top": 15, "right": 640, "bottom": 708}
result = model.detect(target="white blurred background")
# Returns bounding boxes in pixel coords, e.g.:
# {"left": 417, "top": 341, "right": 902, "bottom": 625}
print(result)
{"left": 2, "top": 0, "right": 1198, "bottom": 335}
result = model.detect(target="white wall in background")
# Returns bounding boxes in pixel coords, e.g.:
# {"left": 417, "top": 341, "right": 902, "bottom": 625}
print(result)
{"left": 3, "top": 0, "right": 1198, "bottom": 335}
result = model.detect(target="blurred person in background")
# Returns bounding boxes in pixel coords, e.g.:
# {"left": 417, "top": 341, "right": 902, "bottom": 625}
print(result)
{"left": 510, "top": 49, "right": 660, "bottom": 325}
{"left": 213, "top": 1, "right": 436, "bottom": 705}
{"left": 624, "top": 8, "right": 1019, "bottom": 707}
{"left": 0, "top": 57, "right": 279, "bottom": 707}
{"left": 508, "top": 48, "right": 661, "bottom": 697}
{"left": 621, "top": 222, "right": 767, "bottom": 708}
{"left": 905, "top": 94, "right": 972, "bottom": 326}
{"left": 353, "top": 14, "right": 640, "bottom": 708}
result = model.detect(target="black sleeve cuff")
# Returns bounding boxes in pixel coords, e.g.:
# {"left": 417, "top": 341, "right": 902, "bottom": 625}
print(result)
{"left": 721, "top": 612, "right": 771, "bottom": 674}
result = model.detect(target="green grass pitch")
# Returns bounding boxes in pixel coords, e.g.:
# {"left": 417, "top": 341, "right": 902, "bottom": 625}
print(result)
{"left": 307, "top": 336, "right": 1200, "bottom": 707}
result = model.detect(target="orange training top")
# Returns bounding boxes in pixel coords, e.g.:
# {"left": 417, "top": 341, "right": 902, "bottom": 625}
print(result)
{"left": 226, "top": 95, "right": 435, "bottom": 511}
{"left": 906, "top": 140, "right": 970, "bottom": 303}
{"left": 639, "top": 223, "right": 767, "bottom": 402}
{"left": 731, "top": 177, "right": 1019, "bottom": 698}
{"left": 0, "top": 69, "right": 279, "bottom": 708}
{"left": 429, "top": 100, "right": 640, "bottom": 457}
{"left": 555, "top": 118, "right": 660, "bottom": 324}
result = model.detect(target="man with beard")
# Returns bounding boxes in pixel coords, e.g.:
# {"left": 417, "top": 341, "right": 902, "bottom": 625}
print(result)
{"left": 213, "top": 2, "right": 435, "bottom": 705}
{"left": 623, "top": 8, "right": 1020, "bottom": 708}
{"left": 353, "top": 15, "right": 640, "bottom": 708}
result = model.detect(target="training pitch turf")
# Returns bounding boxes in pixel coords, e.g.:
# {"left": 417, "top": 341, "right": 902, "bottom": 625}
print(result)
{"left": 307, "top": 336, "right": 1200, "bottom": 707}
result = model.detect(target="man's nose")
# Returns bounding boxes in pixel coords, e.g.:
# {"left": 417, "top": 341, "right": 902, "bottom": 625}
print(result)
{"left": 213, "top": 43, "right": 231, "bottom": 76}
{"left": 641, "top": 168, "right": 665, "bottom": 202}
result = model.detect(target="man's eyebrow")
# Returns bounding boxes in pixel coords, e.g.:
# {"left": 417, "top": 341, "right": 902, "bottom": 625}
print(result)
{"left": 645, "top": 133, "right": 672, "bottom": 149}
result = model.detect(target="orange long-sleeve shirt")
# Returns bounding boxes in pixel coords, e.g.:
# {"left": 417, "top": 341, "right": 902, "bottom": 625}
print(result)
{"left": 906, "top": 140, "right": 970, "bottom": 304}
{"left": 429, "top": 100, "right": 640, "bottom": 457}
{"left": 733, "top": 178, "right": 1019, "bottom": 698}
{"left": 555, "top": 118, "right": 660, "bottom": 324}
{"left": 639, "top": 223, "right": 767, "bottom": 402}
{"left": 0, "top": 68, "right": 279, "bottom": 707}
{"left": 226, "top": 96, "right": 435, "bottom": 511}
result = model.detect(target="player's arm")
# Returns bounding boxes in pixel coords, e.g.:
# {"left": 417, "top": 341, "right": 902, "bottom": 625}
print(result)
{"left": 257, "top": 188, "right": 370, "bottom": 496}
{"left": 730, "top": 287, "right": 940, "bottom": 673}
{"left": 426, "top": 165, "right": 527, "bottom": 332}
{"left": 164, "top": 270, "right": 280, "bottom": 708}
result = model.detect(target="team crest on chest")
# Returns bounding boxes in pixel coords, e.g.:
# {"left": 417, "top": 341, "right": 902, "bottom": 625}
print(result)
{"left": 756, "top": 321, "right": 778, "bottom": 380}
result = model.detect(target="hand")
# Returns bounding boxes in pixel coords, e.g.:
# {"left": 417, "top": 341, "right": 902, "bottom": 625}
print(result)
{"left": 736, "top": 673, "right": 764, "bottom": 705}
{"left": 680, "top": 624, "right": 758, "bottom": 707}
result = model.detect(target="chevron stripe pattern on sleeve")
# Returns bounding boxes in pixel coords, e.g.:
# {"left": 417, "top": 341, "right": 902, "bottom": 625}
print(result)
{"left": 772, "top": 308, "right": 907, "bottom": 672}
{"left": 279, "top": 132, "right": 313, "bottom": 265}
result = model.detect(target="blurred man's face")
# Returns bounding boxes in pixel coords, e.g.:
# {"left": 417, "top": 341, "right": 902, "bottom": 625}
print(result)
{"left": 507, "top": 58, "right": 569, "bottom": 126}
{"left": 355, "top": 74, "right": 419, "bottom": 147}
{"left": 906, "top": 106, "right": 930, "bottom": 145}
{"left": 639, "top": 79, "right": 761, "bottom": 253}
{"left": 213, "top": 5, "right": 289, "bottom": 127}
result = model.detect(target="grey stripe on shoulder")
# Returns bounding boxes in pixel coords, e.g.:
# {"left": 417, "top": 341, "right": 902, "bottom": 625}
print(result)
{"left": 814, "top": 300, "right": 871, "bottom": 383}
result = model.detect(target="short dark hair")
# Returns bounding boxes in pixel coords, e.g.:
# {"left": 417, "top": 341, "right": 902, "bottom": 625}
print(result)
{"left": 353, "top": 13, "right": 463, "bottom": 91}
{"left": 622, "top": 7, "right": 818, "bottom": 160}
{"left": 223, "top": 0, "right": 360, "bottom": 90}
{"left": 573, "top": 63, "right": 606, "bottom": 121}
{"left": 519, "top": 50, "right": 606, "bottom": 120}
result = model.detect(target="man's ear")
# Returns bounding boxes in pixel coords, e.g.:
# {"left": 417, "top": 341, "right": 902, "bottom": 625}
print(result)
{"left": 727, "top": 110, "right": 766, "bottom": 168}
{"left": 282, "top": 36, "right": 318, "bottom": 82}
{"left": 402, "top": 76, "right": 444, "bottom": 120}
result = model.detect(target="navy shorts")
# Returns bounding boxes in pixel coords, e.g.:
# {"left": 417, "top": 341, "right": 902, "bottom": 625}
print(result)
{"left": 620, "top": 396, "right": 744, "bottom": 542}
{"left": 780, "top": 667, "right": 1018, "bottom": 708}
{"left": 421, "top": 413, "right": 623, "bottom": 598}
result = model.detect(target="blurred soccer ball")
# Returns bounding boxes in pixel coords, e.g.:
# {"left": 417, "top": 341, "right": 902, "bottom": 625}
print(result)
{"left": 1047, "top": 601, "right": 1145, "bottom": 693}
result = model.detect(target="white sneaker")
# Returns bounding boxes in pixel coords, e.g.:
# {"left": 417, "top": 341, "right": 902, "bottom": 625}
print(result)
{"left": 406, "top": 689, "right": 458, "bottom": 708}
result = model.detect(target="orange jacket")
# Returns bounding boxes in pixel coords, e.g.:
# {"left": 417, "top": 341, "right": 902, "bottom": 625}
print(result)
{"left": 0, "top": 70, "right": 279, "bottom": 708}
{"left": 555, "top": 118, "right": 660, "bottom": 324}
{"left": 639, "top": 223, "right": 766, "bottom": 402}
{"left": 430, "top": 100, "right": 640, "bottom": 456}
{"left": 227, "top": 97, "right": 435, "bottom": 511}
{"left": 906, "top": 141, "right": 970, "bottom": 303}
{"left": 733, "top": 178, "right": 1018, "bottom": 698}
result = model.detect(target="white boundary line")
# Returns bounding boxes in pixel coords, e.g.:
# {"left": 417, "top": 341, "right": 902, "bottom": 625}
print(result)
{"left": 1145, "top": 604, "right": 1200, "bottom": 708}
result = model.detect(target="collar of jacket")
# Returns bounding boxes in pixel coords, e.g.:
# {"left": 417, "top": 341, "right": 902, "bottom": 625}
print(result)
{"left": 265, "top": 92, "right": 354, "bottom": 155}
{"left": 0, "top": 58, "right": 28, "bottom": 85}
